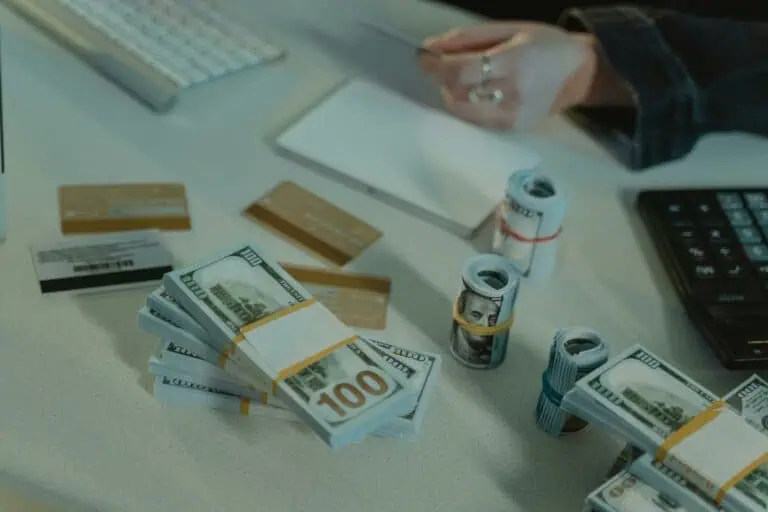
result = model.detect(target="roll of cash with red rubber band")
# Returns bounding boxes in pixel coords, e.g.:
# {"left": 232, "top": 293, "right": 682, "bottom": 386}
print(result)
{"left": 492, "top": 169, "right": 567, "bottom": 281}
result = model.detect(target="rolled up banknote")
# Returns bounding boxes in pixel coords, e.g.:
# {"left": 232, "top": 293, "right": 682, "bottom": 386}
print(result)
{"left": 491, "top": 169, "right": 567, "bottom": 281}
{"left": 449, "top": 254, "right": 520, "bottom": 369}
{"left": 562, "top": 345, "right": 768, "bottom": 512}
{"left": 161, "top": 242, "right": 416, "bottom": 449}
{"left": 587, "top": 470, "right": 689, "bottom": 512}
{"left": 535, "top": 327, "right": 609, "bottom": 436}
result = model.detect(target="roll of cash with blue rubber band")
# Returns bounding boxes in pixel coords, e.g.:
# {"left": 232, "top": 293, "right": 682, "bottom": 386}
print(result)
{"left": 535, "top": 327, "right": 609, "bottom": 435}
{"left": 492, "top": 169, "right": 567, "bottom": 282}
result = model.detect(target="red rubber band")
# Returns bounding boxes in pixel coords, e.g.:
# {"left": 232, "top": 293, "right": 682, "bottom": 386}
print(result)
{"left": 499, "top": 218, "right": 562, "bottom": 244}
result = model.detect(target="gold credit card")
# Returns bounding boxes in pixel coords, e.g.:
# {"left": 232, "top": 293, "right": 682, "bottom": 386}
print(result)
{"left": 59, "top": 183, "right": 191, "bottom": 235}
{"left": 281, "top": 263, "right": 390, "bottom": 330}
{"left": 244, "top": 181, "right": 382, "bottom": 266}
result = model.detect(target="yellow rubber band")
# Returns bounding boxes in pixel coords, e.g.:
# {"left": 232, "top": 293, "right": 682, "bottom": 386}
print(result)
{"left": 452, "top": 300, "right": 515, "bottom": 336}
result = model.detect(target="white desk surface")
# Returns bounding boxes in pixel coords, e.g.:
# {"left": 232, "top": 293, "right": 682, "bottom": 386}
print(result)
{"left": 0, "top": 1, "right": 766, "bottom": 511}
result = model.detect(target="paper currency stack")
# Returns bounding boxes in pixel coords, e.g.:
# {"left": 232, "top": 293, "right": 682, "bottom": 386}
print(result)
{"left": 137, "top": 242, "right": 441, "bottom": 449}
{"left": 567, "top": 345, "right": 768, "bottom": 512}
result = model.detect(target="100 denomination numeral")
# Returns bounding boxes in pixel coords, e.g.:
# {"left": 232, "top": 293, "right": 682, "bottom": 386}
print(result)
{"left": 316, "top": 370, "right": 389, "bottom": 417}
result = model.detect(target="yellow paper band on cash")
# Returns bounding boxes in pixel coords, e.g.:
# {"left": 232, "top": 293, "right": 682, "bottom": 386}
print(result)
{"left": 452, "top": 301, "right": 515, "bottom": 336}
{"left": 655, "top": 400, "right": 768, "bottom": 505}
{"left": 222, "top": 298, "right": 359, "bottom": 393}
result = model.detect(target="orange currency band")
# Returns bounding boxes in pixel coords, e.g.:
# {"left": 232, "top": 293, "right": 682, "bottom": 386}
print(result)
{"left": 499, "top": 217, "right": 562, "bottom": 244}
{"left": 655, "top": 400, "right": 768, "bottom": 505}
{"left": 239, "top": 398, "right": 250, "bottom": 415}
{"left": 452, "top": 301, "right": 515, "bottom": 336}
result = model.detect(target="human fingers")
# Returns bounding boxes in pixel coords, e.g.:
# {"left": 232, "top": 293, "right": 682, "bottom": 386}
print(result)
{"left": 443, "top": 78, "right": 518, "bottom": 110}
{"left": 423, "top": 23, "right": 525, "bottom": 54}
{"left": 440, "top": 87, "right": 516, "bottom": 131}
{"left": 421, "top": 50, "right": 513, "bottom": 90}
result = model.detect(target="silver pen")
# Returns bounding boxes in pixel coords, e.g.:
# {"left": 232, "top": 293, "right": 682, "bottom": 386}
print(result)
{"left": 359, "top": 20, "right": 440, "bottom": 55}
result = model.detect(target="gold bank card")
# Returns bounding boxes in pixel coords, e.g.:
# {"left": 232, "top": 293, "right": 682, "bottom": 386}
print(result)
{"left": 281, "top": 263, "right": 390, "bottom": 330}
{"left": 244, "top": 181, "right": 381, "bottom": 266}
{"left": 59, "top": 183, "right": 191, "bottom": 234}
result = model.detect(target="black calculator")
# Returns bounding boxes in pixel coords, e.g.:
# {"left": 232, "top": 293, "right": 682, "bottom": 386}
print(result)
{"left": 637, "top": 188, "right": 768, "bottom": 370}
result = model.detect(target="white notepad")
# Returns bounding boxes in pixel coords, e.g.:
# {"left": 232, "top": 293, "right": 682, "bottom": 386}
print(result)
{"left": 276, "top": 79, "right": 541, "bottom": 237}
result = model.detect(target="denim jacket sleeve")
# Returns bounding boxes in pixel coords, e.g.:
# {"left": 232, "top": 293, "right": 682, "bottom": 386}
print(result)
{"left": 557, "top": 5, "right": 768, "bottom": 170}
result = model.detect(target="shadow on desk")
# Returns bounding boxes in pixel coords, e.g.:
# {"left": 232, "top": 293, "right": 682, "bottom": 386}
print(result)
{"left": 72, "top": 288, "right": 156, "bottom": 393}
{"left": 0, "top": 470, "right": 100, "bottom": 512}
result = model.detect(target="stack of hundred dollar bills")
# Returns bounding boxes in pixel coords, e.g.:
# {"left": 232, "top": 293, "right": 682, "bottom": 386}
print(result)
{"left": 137, "top": 242, "right": 441, "bottom": 450}
{"left": 567, "top": 345, "right": 768, "bottom": 512}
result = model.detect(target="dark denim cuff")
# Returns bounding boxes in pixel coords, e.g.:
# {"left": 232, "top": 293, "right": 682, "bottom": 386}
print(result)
{"left": 558, "top": 6, "right": 704, "bottom": 169}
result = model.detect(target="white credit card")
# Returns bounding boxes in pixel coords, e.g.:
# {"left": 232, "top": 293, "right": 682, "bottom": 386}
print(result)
{"left": 30, "top": 230, "right": 172, "bottom": 294}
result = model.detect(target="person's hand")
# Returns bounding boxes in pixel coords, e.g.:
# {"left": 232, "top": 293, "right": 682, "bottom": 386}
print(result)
{"left": 419, "top": 22, "right": 597, "bottom": 131}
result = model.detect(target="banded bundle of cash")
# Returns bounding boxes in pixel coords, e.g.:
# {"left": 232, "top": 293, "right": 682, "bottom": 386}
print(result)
{"left": 137, "top": 242, "right": 441, "bottom": 449}
{"left": 568, "top": 345, "right": 768, "bottom": 512}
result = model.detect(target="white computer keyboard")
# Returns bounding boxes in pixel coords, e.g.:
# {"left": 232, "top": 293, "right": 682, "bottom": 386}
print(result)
{"left": 5, "top": 0, "right": 284, "bottom": 111}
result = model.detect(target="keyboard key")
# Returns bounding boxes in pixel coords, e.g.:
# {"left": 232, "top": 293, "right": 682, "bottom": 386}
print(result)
{"left": 745, "top": 244, "right": 768, "bottom": 262}
{"left": 692, "top": 198, "right": 725, "bottom": 226}
{"left": 724, "top": 262, "right": 747, "bottom": 279}
{"left": 705, "top": 228, "right": 730, "bottom": 244}
{"left": 744, "top": 192, "right": 768, "bottom": 210}
{"left": 717, "top": 192, "right": 744, "bottom": 210}
{"left": 735, "top": 226, "right": 764, "bottom": 244}
{"left": 661, "top": 200, "right": 693, "bottom": 227}
{"left": 726, "top": 209, "right": 753, "bottom": 227}
{"left": 713, "top": 243, "right": 739, "bottom": 261}
{"left": 692, "top": 263, "right": 718, "bottom": 279}
{"left": 754, "top": 209, "right": 768, "bottom": 225}
{"left": 674, "top": 227, "right": 698, "bottom": 242}
{"left": 684, "top": 245, "right": 706, "bottom": 261}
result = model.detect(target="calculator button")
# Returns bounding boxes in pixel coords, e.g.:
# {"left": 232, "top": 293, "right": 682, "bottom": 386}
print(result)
{"left": 723, "top": 262, "right": 747, "bottom": 279}
{"left": 692, "top": 263, "right": 717, "bottom": 278}
{"left": 726, "top": 209, "right": 753, "bottom": 227}
{"left": 744, "top": 192, "right": 768, "bottom": 210}
{"left": 745, "top": 244, "right": 768, "bottom": 262}
{"left": 684, "top": 245, "right": 707, "bottom": 261}
{"left": 735, "top": 226, "right": 764, "bottom": 244}
{"left": 662, "top": 202, "right": 693, "bottom": 227}
{"left": 756, "top": 264, "right": 768, "bottom": 277}
{"left": 713, "top": 244, "right": 739, "bottom": 261}
{"left": 692, "top": 199, "right": 725, "bottom": 226}
{"left": 717, "top": 192, "right": 744, "bottom": 210}
{"left": 674, "top": 227, "right": 698, "bottom": 242}
{"left": 753, "top": 210, "right": 768, "bottom": 225}
{"left": 705, "top": 228, "right": 730, "bottom": 244}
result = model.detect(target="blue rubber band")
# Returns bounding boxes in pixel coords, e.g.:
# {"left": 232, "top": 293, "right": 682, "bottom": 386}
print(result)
{"left": 541, "top": 371, "right": 563, "bottom": 406}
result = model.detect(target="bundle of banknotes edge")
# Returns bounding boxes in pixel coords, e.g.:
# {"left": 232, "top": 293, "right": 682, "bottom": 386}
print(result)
{"left": 137, "top": 242, "right": 442, "bottom": 449}
{"left": 569, "top": 344, "right": 768, "bottom": 512}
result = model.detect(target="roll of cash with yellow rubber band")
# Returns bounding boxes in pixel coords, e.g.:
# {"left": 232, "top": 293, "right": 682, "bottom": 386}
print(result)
{"left": 449, "top": 254, "right": 520, "bottom": 369}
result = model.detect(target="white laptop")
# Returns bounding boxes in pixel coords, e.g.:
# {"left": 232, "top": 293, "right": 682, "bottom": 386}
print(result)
{"left": 276, "top": 79, "right": 540, "bottom": 238}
